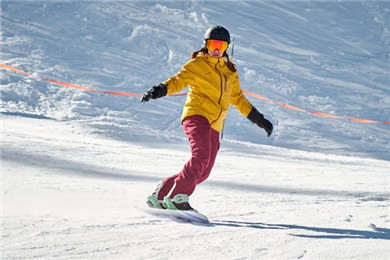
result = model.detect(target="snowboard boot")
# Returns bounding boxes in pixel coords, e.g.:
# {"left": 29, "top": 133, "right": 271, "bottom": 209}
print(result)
{"left": 163, "top": 194, "right": 196, "bottom": 211}
{"left": 146, "top": 181, "right": 166, "bottom": 209}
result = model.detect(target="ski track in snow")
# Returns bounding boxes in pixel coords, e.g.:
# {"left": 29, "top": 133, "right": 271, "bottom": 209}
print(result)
{"left": 1, "top": 1, "right": 390, "bottom": 259}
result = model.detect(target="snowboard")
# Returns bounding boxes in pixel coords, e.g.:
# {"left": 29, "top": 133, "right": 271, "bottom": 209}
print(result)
{"left": 145, "top": 207, "right": 209, "bottom": 224}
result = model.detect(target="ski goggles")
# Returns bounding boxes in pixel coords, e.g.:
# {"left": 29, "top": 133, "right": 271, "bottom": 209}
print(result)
{"left": 206, "top": 39, "right": 228, "bottom": 52}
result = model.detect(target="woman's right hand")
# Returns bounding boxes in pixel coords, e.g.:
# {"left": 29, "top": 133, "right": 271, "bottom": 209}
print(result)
{"left": 140, "top": 83, "right": 167, "bottom": 102}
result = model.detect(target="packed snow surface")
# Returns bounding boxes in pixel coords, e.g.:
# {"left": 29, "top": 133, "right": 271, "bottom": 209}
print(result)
{"left": 1, "top": 1, "right": 389, "bottom": 259}
{"left": 3, "top": 115, "right": 389, "bottom": 259}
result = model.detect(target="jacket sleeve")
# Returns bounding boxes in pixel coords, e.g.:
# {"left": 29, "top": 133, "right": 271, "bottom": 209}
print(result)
{"left": 230, "top": 73, "right": 253, "bottom": 117}
{"left": 163, "top": 59, "right": 196, "bottom": 95}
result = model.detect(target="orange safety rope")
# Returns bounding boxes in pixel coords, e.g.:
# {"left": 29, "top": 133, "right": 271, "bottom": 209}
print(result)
{"left": 1, "top": 63, "right": 388, "bottom": 124}
{"left": 242, "top": 90, "right": 389, "bottom": 124}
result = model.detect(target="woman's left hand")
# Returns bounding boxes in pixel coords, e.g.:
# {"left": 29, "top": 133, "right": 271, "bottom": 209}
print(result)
{"left": 247, "top": 107, "right": 273, "bottom": 137}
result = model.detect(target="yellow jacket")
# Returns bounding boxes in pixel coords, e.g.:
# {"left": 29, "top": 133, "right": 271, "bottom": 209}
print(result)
{"left": 163, "top": 53, "right": 253, "bottom": 132}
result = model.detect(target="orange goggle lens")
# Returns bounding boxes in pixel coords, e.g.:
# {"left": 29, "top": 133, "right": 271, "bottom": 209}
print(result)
{"left": 206, "top": 40, "right": 228, "bottom": 52}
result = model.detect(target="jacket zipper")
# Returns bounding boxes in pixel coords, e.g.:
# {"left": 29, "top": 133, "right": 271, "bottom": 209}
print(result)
{"left": 221, "top": 75, "right": 228, "bottom": 139}
{"left": 211, "top": 59, "right": 224, "bottom": 126}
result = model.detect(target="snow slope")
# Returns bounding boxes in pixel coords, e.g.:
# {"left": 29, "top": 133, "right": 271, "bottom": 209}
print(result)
{"left": 1, "top": 0, "right": 389, "bottom": 159}
{"left": 2, "top": 115, "right": 389, "bottom": 259}
{"left": 1, "top": 1, "right": 390, "bottom": 259}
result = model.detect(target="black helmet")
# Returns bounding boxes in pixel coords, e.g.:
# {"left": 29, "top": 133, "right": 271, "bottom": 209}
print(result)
{"left": 204, "top": 25, "right": 230, "bottom": 44}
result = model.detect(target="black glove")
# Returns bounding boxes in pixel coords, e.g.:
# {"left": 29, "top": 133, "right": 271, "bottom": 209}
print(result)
{"left": 247, "top": 107, "right": 273, "bottom": 137}
{"left": 140, "top": 83, "right": 167, "bottom": 102}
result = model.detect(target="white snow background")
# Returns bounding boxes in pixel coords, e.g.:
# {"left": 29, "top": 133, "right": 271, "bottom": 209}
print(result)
{"left": 1, "top": 1, "right": 389, "bottom": 259}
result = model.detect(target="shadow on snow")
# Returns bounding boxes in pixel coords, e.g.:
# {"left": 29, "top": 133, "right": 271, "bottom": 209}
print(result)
{"left": 211, "top": 221, "right": 390, "bottom": 240}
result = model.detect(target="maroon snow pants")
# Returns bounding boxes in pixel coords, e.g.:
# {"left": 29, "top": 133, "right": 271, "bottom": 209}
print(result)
{"left": 159, "top": 115, "right": 220, "bottom": 199}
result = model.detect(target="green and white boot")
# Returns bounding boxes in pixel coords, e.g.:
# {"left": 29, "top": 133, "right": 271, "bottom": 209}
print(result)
{"left": 146, "top": 181, "right": 165, "bottom": 209}
{"left": 163, "top": 194, "right": 196, "bottom": 211}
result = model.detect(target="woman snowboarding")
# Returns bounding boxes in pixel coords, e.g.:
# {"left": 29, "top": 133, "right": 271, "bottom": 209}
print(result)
{"left": 141, "top": 25, "right": 273, "bottom": 211}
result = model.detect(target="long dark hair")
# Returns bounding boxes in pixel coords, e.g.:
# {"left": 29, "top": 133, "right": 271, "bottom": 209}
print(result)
{"left": 191, "top": 47, "right": 237, "bottom": 72}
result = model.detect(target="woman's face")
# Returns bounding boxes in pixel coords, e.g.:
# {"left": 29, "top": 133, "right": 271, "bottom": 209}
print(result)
{"left": 208, "top": 49, "right": 224, "bottom": 58}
